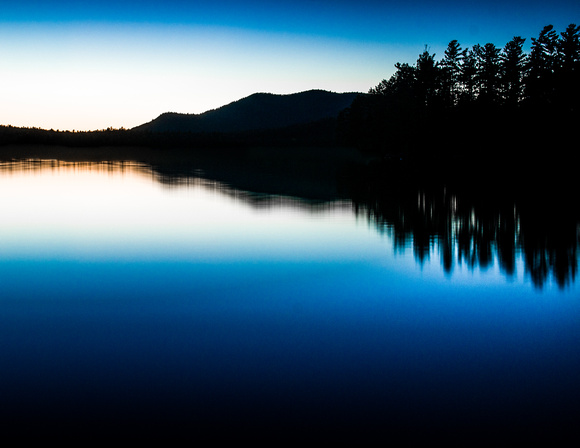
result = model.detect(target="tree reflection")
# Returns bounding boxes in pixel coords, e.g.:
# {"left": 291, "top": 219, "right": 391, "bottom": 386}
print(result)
{"left": 348, "top": 164, "right": 579, "bottom": 289}
{"left": 1, "top": 157, "right": 577, "bottom": 289}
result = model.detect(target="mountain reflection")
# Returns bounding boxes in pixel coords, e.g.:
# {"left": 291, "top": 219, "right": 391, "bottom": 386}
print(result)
{"left": 0, "top": 158, "right": 351, "bottom": 212}
{"left": 1, "top": 158, "right": 577, "bottom": 288}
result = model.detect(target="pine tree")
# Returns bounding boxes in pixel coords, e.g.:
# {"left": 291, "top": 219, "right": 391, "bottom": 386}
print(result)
{"left": 526, "top": 25, "right": 559, "bottom": 105}
{"left": 458, "top": 47, "right": 478, "bottom": 104}
{"left": 476, "top": 43, "right": 501, "bottom": 104}
{"left": 558, "top": 24, "right": 580, "bottom": 72}
{"left": 415, "top": 47, "right": 440, "bottom": 108}
{"left": 501, "top": 36, "right": 527, "bottom": 106}
{"left": 440, "top": 40, "right": 463, "bottom": 107}
{"left": 556, "top": 24, "right": 580, "bottom": 111}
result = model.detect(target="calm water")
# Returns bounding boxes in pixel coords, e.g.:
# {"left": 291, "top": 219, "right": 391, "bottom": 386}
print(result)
{"left": 0, "top": 160, "right": 578, "bottom": 441}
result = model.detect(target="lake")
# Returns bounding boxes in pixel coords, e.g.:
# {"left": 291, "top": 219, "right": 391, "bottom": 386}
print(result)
{"left": 0, "top": 157, "right": 578, "bottom": 442}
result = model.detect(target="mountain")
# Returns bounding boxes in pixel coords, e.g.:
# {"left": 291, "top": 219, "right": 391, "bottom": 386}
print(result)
{"left": 133, "top": 90, "right": 360, "bottom": 133}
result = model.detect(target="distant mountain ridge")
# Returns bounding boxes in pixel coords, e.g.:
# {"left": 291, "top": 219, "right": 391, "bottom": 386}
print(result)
{"left": 133, "top": 90, "right": 360, "bottom": 133}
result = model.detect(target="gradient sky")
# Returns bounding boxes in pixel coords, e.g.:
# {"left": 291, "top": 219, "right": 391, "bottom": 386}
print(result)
{"left": 1, "top": 1, "right": 578, "bottom": 130}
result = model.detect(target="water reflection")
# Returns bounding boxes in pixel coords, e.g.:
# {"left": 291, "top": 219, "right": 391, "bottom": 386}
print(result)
{"left": 150, "top": 158, "right": 579, "bottom": 289}
{"left": 0, "top": 157, "right": 352, "bottom": 212}
{"left": 1, "top": 156, "right": 579, "bottom": 442}
{"left": 0, "top": 158, "right": 149, "bottom": 175}
{"left": 1, "top": 158, "right": 578, "bottom": 288}
{"left": 351, "top": 184, "right": 579, "bottom": 289}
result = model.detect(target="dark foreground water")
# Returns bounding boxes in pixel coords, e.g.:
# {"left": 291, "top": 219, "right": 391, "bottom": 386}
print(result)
{"left": 0, "top": 159, "right": 578, "bottom": 442}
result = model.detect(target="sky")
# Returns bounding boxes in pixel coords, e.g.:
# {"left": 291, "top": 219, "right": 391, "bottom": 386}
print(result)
{"left": 0, "top": 0, "right": 578, "bottom": 130}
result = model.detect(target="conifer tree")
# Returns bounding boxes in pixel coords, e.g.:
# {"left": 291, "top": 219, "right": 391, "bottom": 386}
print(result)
{"left": 440, "top": 40, "right": 463, "bottom": 107}
{"left": 556, "top": 24, "right": 580, "bottom": 111}
{"left": 415, "top": 47, "right": 440, "bottom": 108}
{"left": 526, "top": 25, "right": 559, "bottom": 105}
{"left": 476, "top": 43, "right": 501, "bottom": 104}
{"left": 501, "top": 36, "right": 527, "bottom": 106}
{"left": 458, "top": 47, "right": 478, "bottom": 104}
{"left": 558, "top": 23, "right": 580, "bottom": 71}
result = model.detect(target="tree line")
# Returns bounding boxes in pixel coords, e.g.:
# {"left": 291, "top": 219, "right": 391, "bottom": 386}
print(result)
{"left": 370, "top": 24, "right": 579, "bottom": 109}
{"left": 339, "top": 24, "right": 580, "bottom": 164}
{"left": 0, "top": 117, "right": 339, "bottom": 149}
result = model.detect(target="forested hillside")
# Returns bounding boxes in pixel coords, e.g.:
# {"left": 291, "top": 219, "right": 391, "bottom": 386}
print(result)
{"left": 339, "top": 24, "right": 579, "bottom": 165}
{"left": 134, "top": 90, "right": 359, "bottom": 133}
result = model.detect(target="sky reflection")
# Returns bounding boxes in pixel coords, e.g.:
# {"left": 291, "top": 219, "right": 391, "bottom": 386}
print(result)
{"left": 0, "top": 159, "right": 575, "bottom": 295}
{"left": 0, "top": 160, "right": 376, "bottom": 263}
{"left": 1, "top": 159, "right": 579, "bottom": 441}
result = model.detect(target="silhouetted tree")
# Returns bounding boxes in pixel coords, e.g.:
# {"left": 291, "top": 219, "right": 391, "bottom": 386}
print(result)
{"left": 500, "top": 36, "right": 527, "bottom": 106}
{"left": 458, "top": 47, "right": 478, "bottom": 104}
{"left": 526, "top": 25, "right": 559, "bottom": 105}
{"left": 346, "top": 24, "right": 580, "bottom": 159}
{"left": 556, "top": 23, "right": 580, "bottom": 111}
{"left": 369, "top": 62, "right": 417, "bottom": 104}
{"left": 440, "top": 40, "right": 463, "bottom": 107}
{"left": 557, "top": 24, "right": 580, "bottom": 72}
{"left": 368, "top": 79, "right": 389, "bottom": 96}
{"left": 475, "top": 43, "right": 502, "bottom": 104}
{"left": 415, "top": 47, "right": 441, "bottom": 108}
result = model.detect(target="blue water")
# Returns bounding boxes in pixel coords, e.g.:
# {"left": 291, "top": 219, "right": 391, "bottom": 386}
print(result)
{"left": 0, "top": 161, "right": 578, "bottom": 441}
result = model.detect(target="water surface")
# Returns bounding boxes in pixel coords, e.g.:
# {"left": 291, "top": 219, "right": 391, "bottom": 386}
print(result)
{"left": 0, "top": 159, "right": 578, "bottom": 441}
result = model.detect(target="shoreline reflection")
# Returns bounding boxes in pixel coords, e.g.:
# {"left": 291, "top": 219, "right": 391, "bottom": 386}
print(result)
{"left": 1, "top": 157, "right": 577, "bottom": 288}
